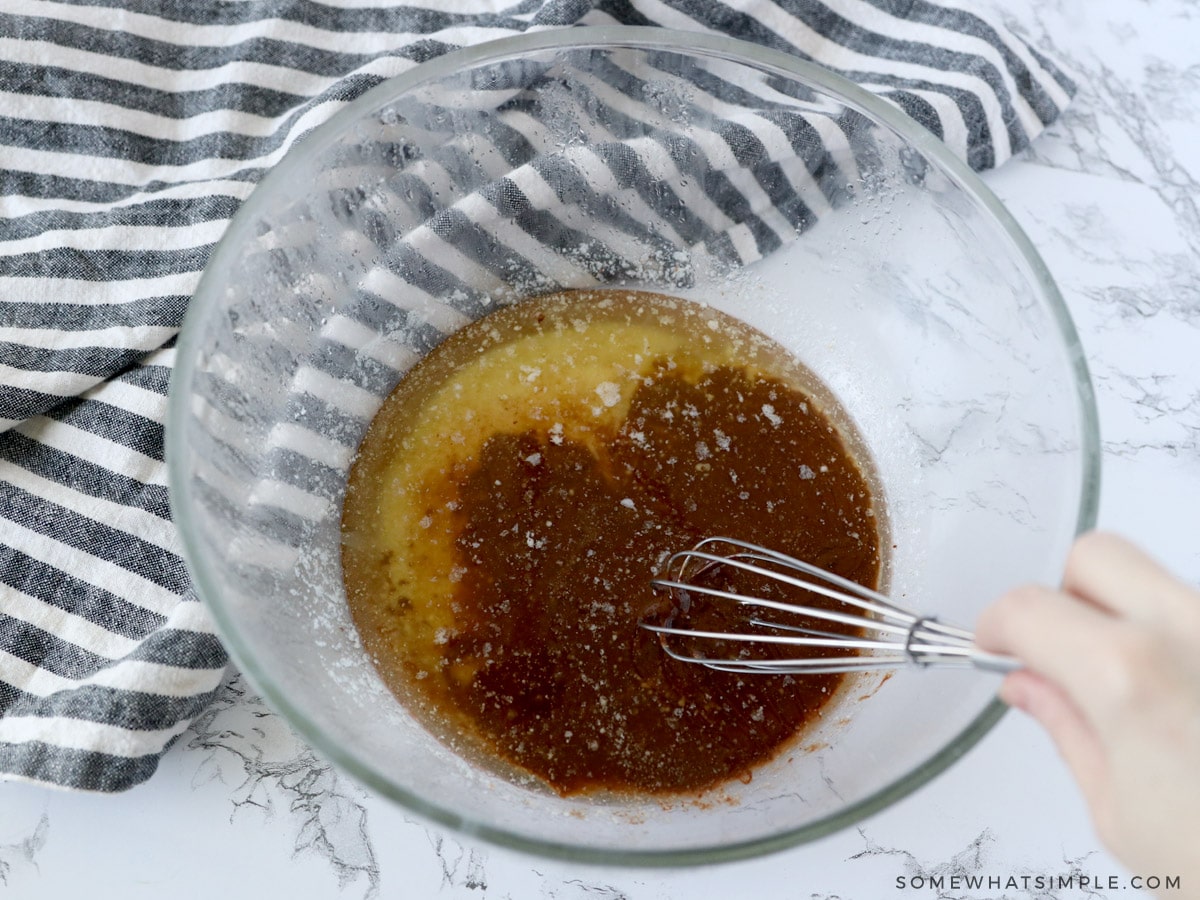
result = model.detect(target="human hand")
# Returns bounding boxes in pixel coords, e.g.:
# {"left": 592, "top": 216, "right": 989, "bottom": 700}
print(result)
{"left": 976, "top": 531, "right": 1200, "bottom": 898}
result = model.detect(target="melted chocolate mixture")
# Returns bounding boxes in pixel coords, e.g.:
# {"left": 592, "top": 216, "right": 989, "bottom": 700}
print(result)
{"left": 444, "top": 363, "right": 879, "bottom": 794}
{"left": 343, "top": 291, "right": 882, "bottom": 797}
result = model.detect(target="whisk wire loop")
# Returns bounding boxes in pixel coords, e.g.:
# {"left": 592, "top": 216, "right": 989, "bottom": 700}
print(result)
{"left": 645, "top": 537, "right": 1018, "bottom": 676}
{"left": 649, "top": 577, "right": 913, "bottom": 640}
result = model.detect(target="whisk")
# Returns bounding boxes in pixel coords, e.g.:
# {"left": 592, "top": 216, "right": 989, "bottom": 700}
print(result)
{"left": 643, "top": 537, "right": 1018, "bottom": 675}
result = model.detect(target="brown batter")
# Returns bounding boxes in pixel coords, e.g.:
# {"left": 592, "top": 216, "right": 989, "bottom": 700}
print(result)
{"left": 342, "top": 290, "right": 882, "bottom": 796}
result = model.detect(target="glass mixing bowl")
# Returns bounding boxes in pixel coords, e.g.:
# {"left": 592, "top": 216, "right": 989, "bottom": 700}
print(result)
{"left": 168, "top": 27, "right": 1100, "bottom": 865}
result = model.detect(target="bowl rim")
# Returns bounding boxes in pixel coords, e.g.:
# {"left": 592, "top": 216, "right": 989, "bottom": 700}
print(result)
{"left": 168, "top": 25, "right": 1102, "bottom": 867}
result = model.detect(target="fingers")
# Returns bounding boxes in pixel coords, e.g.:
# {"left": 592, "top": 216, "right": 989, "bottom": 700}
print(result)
{"left": 980, "top": 531, "right": 1200, "bottom": 884}
{"left": 1063, "top": 531, "right": 1200, "bottom": 627}
{"left": 1001, "top": 669, "right": 1106, "bottom": 803}
{"left": 976, "top": 584, "right": 1126, "bottom": 728}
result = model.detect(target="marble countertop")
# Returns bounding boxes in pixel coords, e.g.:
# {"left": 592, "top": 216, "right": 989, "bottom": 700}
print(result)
{"left": 4, "top": 1, "right": 1197, "bottom": 897}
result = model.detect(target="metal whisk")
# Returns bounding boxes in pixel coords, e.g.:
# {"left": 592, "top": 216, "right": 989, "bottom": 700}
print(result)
{"left": 643, "top": 537, "right": 1017, "bottom": 675}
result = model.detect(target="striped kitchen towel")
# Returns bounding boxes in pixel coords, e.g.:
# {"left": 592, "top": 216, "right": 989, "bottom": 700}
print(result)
{"left": 0, "top": 0, "right": 1073, "bottom": 792}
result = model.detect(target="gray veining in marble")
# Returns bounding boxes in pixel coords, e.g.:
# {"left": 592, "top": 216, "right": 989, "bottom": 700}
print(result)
{"left": 185, "top": 673, "right": 381, "bottom": 897}
{"left": 0, "top": 813, "right": 46, "bottom": 887}
{"left": 426, "top": 831, "right": 489, "bottom": 893}
{"left": 986, "top": 0, "right": 1200, "bottom": 485}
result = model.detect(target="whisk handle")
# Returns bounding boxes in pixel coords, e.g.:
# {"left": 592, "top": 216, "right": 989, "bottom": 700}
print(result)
{"left": 969, "top": 648, "right": 1020, "bottom": 674}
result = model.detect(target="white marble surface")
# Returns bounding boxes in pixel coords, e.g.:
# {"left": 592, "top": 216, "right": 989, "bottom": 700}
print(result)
{"left": 3, "top": 0, "right": 1198, "bottom": 896}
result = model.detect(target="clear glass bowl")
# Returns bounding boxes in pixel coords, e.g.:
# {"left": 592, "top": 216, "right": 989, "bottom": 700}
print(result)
{"left": 168, "top": 28, "right": 1100, "bottom": 865}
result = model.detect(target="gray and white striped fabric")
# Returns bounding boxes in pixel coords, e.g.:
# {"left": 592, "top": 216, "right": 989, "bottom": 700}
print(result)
{"left": 0, "top": 0, "right": 1073, "bottom": 792}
